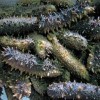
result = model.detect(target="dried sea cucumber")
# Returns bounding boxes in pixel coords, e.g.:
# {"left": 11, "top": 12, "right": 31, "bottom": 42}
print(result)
{"left": 87, "top": 44, "right": 100, "bottom": 74}
{"left": 47, "top": 34, "right": 89, "bottom": 80}
{"left": 30, "top": 77, "right": 48, "bottom": 95}
{"left": 0, "top": 17, "right": 37, "bottom": 36}
{"left": 9, "top": 81, "right": 31, "bottom": 100}
{"left": 0, "top": 36, "right": 34, "bottom": 51}
{"left": 70, "top": 17, "right": 100, "bottom": 42}
{"left": 47, "top": 81, "right": 100, "bottom": 100}
{"left": 38, "top": 1, "right": 94, "bottom": 33}
{"left": 29, "top": 33, "right": 53, "bottom": 58}
{"left": 1, "top": 47, "right": 61, "bottom": 78}
{"left": 57, "top": 30, "right": 88, "bottom": 51}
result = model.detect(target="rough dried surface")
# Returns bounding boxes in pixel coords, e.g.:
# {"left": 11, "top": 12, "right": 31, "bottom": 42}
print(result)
{"left": 47, "top": 81, "right": 100, "bottom": 100}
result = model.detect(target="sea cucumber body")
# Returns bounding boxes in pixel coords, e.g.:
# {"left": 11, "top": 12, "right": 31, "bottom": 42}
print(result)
{"left": 47, "top": 34, "right": 89, "bottom": 80}
{"left": 2, "top": 47, "right": 61, "bottom": 77}
{"left": 0, "top": 17, "right": 37, "bottom": 36}
{"left": 47, "top": 82, "right": 100, "bottom": 100}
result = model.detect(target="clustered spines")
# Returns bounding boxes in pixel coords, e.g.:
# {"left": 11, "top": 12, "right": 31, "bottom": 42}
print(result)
{"left": 1, "top": 47, "right": 61, "bottom": 78}
{"left": 57, "top": 30, "right": 88, "bottom": 50}
{"left": 47, "top": 33, "right": 89, "bottom": 80}
{"left": 47, "top": 81, "right": 100, "bottom": 100}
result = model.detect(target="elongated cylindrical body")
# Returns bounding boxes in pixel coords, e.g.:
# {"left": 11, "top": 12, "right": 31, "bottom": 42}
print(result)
{"left": 0, "top": 36, "right": 34, "bottom": 51}
{"left": 2, "top": 47, "right": 62, "bottom": 78}
{"left": 47, "top": 34, "right": 89, "bottom": 80}
{"left": 0, "top": 17, "right": 37, "bottom": 36}
{"left": 47, "top": 81, "right": 100, "bottom": 100}
{"left": 57, "top": 31, "right": 88, "bottom": 50}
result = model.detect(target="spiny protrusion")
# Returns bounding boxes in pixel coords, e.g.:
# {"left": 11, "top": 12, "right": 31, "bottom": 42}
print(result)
{"left": 87, "top": 44, "right": 100, "bottom": 74}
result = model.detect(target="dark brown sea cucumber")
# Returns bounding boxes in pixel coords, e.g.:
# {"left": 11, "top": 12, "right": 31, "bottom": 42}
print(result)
{"left": 47, "top": 81, "right": 100, "bottom": 100}
{"left": 1, "top": 47, "right": 62, "bottom": 78}
{"left": 70, "top": 17, "right": 100, "bottom": 42}
{"left": 0, "top": 17, "right": 37, "bottom": 36}
{"left": 57, "top": 30, "right": 88, "bottom": 51}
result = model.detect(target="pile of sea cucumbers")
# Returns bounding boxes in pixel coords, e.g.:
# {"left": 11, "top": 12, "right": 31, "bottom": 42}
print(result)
{"left": 0, "top": 0, "right": 100, "bottom": 100}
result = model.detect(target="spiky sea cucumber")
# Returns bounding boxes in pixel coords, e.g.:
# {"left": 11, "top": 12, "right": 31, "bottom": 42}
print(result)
{"left": 87, "top": 44, "right": 100, "bottom": 74}
{"left": 29, "top": 33, "right": 53, "bottom": 58}
{"left": 0, "top": 17, "right": 37, "bottom": 36}
{"left": 0, "top": 36, "right": 34, "bottom": 51}
{"left": 47, "top": 33, "right": 89, "bottom": 80}
{"left": 57, "top": 30, "right": 88, "bottom": 50}
{"left": 1, "top": 47, "right": 62, "bottom": 78}
{"left": 70, "top": 17, "right": 100, "bottom": 42}
{"left": 38, "top": 1, "right": 94, "bottom": 33}
{"left": 47, "top": 81, "right": 100, "bottom": 100}
{"left": 9, "top": 81, "right": 31, "bottom": 100}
